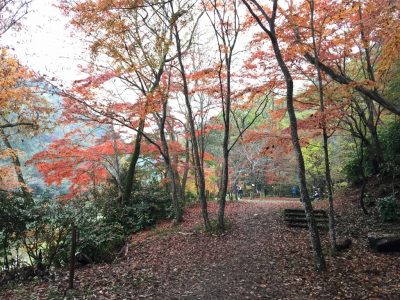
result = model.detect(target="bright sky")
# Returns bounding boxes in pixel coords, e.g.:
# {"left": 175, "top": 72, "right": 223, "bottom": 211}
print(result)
{"left": 0, "top": 0, "right": 87, "bottom": 84}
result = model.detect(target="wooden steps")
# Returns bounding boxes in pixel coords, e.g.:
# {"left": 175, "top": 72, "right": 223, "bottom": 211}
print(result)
{"left": 283, "top": 208, "right": 328, "bottom": 229}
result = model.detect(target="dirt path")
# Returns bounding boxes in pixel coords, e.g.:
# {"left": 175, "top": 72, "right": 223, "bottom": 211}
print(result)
{"left": 2, "top": 200, "right": 400, "bottom": 299}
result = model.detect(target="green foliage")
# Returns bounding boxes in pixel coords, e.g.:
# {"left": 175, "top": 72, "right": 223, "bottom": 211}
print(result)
{"left": 0, "top": 176, "right": 172, "bottom": 274}
{"left": 386, "top": 62, "right": 400, "bottom": 107}
{"left": 343, "top": 155, "right": 365, "bottom": 184}
{"left": 379, "top": 120, "right": 400, "bottom": 177}
{"left": 184, "top": 191, "right": 197, "bottom": 203}
{"left": 0, "top": 192, "right": 128, "bottom": 269}
{"left": 0, "top": 192, "right": 30, "bottom": 268}
{"left": 21, "top": 197, "right": 74, "bottom": 268}
{"left": 303, "top": 141, "right": 326, "bottom": 186}
{"left": 377, "top": 195, "right": 400, "bottom": 222}
{"left": 48, "top": 199, "right": 125, "bottom": 265}
{"left": 77, "top": 220, "right": 124, "bottom": 263}
{"left": 344, "top": 120, "right": 400, "bottom": 184}
{"left": 99, "top": 180, "right": 173, "bottom": 234}
{"left": 131, "top": 184, "right": 173, "bottom": 228}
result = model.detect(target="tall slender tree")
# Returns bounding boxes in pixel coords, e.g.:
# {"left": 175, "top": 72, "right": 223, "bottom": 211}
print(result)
{"left": 243, "top": 0, "right": 326, "bottom": 271}
{"left": 307, "top": 0, "right": 336, "bottom": 252}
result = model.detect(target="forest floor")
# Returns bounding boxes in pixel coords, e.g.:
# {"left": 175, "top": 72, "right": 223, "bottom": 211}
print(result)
{"left": 2, "top": 189, "right": 400, "bottom": 299}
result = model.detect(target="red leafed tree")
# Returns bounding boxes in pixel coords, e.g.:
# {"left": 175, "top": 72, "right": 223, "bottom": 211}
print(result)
{"left": 291, "top": 0, "right": 400, "bottom": 116}
{"left": 59, "top": 0, "right": 211, "bottom": 223}
{"left": 30, "top": 128, "right": 131, "bottom": 200}
{"left": 60, "top": 0, "right": 174, "bottom": 206}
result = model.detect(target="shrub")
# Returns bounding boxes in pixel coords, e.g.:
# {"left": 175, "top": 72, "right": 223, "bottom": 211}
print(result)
{"left": 55, "top": 199, "right": 126, "bottom": 265}
{"left": 0, "top": 179, "right": 173, "bottom": 271}
{"left": 21, "top": 197, "right": 75, "bottom": 268}
{"left": 343, "top": 156, "right": 364, "bottom": 184}
{"left": 380, "top": 120, "right": 400, "bottom": 178}
{"left": 12, "top": 196, "right": 126, "bottom": 267}
{"left": 377, "top": 195, "right": 400, "bottom": 222}
{"left": 98, "top": 180, "right": 173, "bottom": 233}
{"left": 0, "top": 192, "right": 30, "bottom": 269}
{"left": 344, "top": 120, "right": 400, "bottom": 184}
{"left": 76, "top": 220, "right": 125, "bottom": 263}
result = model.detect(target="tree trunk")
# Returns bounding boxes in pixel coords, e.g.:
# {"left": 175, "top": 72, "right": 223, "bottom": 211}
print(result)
{"left": 68, "top": 224, "right": 77, "bottom": 290}
{"left": 217, "top": 49, "right": 233, "bottom": 231}
{"left": 309, "top": 0, "right": 337, "bottom": 252}
{"left": 111, "top": 123, "right": 124, "bottom": 198}
{"left": 166, "top": 164, "right": 183, "bottom": 223}
{"left": 359, "top": 139, "right": 369, "bottom": 215}
{"left": 122, "top": 54, "right": 167, "bottom": 203}
{"left": 157, "top": 99, "right": 184, "bottom": 223}
{"left": 218, "top": 146, "right": 229, "bottom": 230}
{"left": 268, "top": 28, "right": 326, "bottom": 270}
{"left": 367, "top": 117, "right": 382, "bottom": 174}
{"left": 180, "top": 136, "right": 190, "bottom": 203}
{"left": 358, "top": 2, "right": 383, "bottom": 174}
{"left": 239, "top": 1, "right": 328, "bottom": 269}
{"left": 122, "top": 118, "right": 145, "bottom": 204}
{"left": 174, "top": 23, "right": 211, "bottom": 231}
{"left": 0, "top": 128, "right": 33, "bottom": 204}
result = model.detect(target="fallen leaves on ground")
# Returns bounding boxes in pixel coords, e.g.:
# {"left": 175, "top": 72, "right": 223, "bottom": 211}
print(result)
{"left": 1, "top": 194, "right": 400, "bottom": 299}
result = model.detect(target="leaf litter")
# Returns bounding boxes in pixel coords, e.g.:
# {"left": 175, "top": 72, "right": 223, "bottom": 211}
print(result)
{"left": 1, "top": 193, "right": 400, "bottom": 299}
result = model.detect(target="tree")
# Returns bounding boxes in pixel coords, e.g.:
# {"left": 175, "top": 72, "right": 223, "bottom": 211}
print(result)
{"left": 307, "top": 0, "right": 337, "bottom": 252}
{"left": 202, "top": 0, "right": 241, "bottom": 230}
{"left": 0, "top": 0, "right": 31, "bottom": 37}
{"left": 243, "top": 0, "right": 326, "bottom": 271}
{"left": 298, "top": 1, "right": 400, "bottom": 116}
{"left": 30, "top": 127, "right": 131, "bottom": 200}
{"left": 60, "top": 0, "right": 174, "bottom": 205}
{"left": 172, "top": 6, "right": 212, "bottom": 230}
{"left": 0, "top": 49, "right": 51, "bottom": 202}
{"left": 201, "top": 0, "right": 269, "bottom": 229}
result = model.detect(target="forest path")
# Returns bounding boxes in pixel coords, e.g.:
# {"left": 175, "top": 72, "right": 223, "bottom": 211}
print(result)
{"left": 3, "top": 200, "right": 400, "bottom": 299}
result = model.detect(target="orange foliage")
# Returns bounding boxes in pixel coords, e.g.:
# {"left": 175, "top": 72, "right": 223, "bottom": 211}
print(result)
{"left": 29, "top": 128, "right": 131, "bottom": 198}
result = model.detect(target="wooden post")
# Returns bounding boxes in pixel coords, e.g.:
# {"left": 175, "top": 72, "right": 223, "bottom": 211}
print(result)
{"left": 68, "top": 224, "right": 77, "bottom": 290}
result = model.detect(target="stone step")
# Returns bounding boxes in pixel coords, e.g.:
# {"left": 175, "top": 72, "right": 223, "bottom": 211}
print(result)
{"left": 284, "top": 209, "right": 326, "bottom": 214}
{"left": 284, "top": 213, "right": 327, "bottom": 218}
{"left": 288, "top": 223, "right": 328, "bottom": 229}
{"left": 284, "top": 217, "right": 328, "bottom": 223}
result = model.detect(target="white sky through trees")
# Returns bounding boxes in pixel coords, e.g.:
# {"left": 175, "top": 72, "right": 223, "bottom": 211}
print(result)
{"left": 0, "top": 0, "right": 87, "bottom": 84}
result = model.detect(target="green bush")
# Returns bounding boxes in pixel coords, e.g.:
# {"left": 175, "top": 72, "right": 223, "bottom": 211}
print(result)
{"left": 21, "top": 197, "right": 75, "bottom": 268}
{"left": 76, "top": 220, "right": 125, "bottom": 263}
{"left": 343, "top": 156, "right": 364, "bottom": 184}
{"left": 54, "top": 199, "right": 126, "bottom": 265}
{"left": 377, "top": 195, "right": 400, "bottom": 222}
{"left": 0, "top": 192, "right": 30, "bottom": 269}
{"left": 0, "top": 179, "right": 173, "bottom": 270}
{"left": 344, "top": 120, "right": 400, "bottom": 184}
{"left": 4, "top": 195, "right": 126, "bottom": 267}
{"left": 380, "top": 120, "right": 400, "bottom": 177}
{"left": 98, "top": 180, "right": 173, "bottom": 233}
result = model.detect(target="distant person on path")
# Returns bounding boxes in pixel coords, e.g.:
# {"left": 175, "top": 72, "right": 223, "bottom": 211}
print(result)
{"left": 312, "top": 186, "right": 320, "bottom": 200}
{"left": 236, "top": 185, "right": 243, "bottom": 199}
{"left": 291, "top": 186, "right": 299, "bottom": 197}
